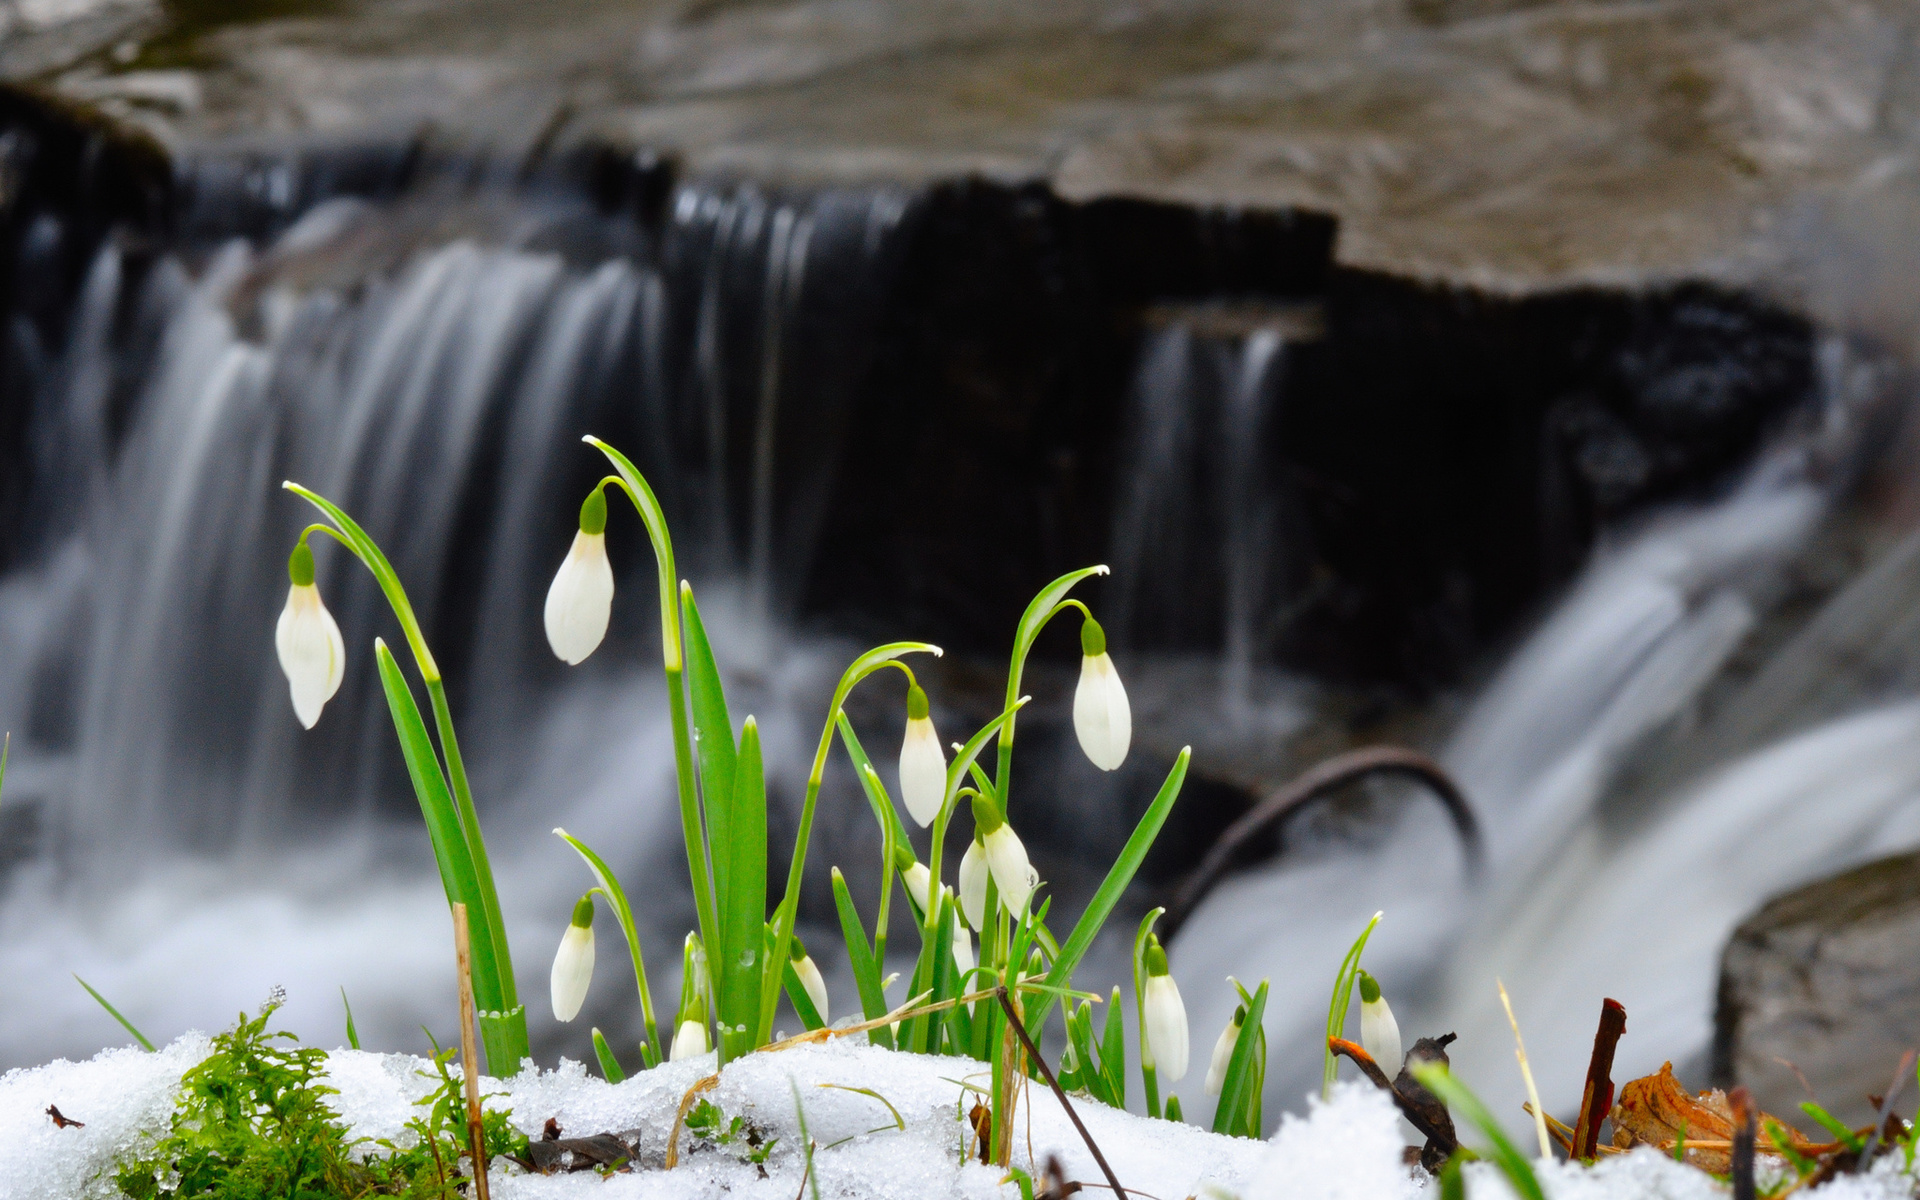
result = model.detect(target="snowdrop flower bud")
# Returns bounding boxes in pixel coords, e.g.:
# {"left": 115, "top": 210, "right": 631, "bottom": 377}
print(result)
{"left": 1140, "top": 937, "right": 1189, "bottom": 1081}
{"left": 897, "top": 685, "right": 947, "bottom": 827}
{"left": 971, "top": 792, "right": 1038, "bottom": 917}
{"left": 1072, "top": 616, "right": 1130, "bottom": 771}
{"left": 671, "top": 1011, "right": 710, "bottom": 1061}
{"left": 550, "top": 894, "right": 596, "bottom": 1022}
{"left": 790, "top": 936, "right": 829, "bottom": 1024}
{"left": 894, "top": 845, "right": 936, "bottom": 918}
{"left": 275, "top": 540, "right": 346, "bottom": 730}
{"left": 1357, "top": 970, "right": 1402, "bottom": 1072}
{"left": 544, "top": 489, "right": 614, "bottom": 665}
{"left": 1205, "top": 1004, "right": 1245, "bottom": 1095}
{"left": 952, "top": 922, "right": 975, "bottom": 976}
{"left": 957, "top": 835, "right": 988, "bottom": 930}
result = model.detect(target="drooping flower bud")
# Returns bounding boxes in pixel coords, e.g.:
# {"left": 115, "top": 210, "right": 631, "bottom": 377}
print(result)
{"left": 275, "top": 540, "right": 346, "bottom": 730}
{"left": 957, "top": 835, "right": 988, "bottom": 930}
{"left": 544, "top": 489, "right": 614, "bottom": 665}
{"left": 550, "top": 894, "right": 596, "bottom": 1022}
{"left": 1205, "top": 1004, "right": 1245, "bottom": 1096}
{"left": 1140, "top": 937, "right": 1189, "bottom": 1081}
{"left": 1357, "top": 970, "right": 1402, "bottom": 1073}
{"left": 894, "top": 844, "right": 937, "bottom": 919}
{"left": 1072, "top": 616, "right": 1130, "bottom": 771}
{"left": 790, "top": 935, "right": 829, "bottom": 1024}
{"left": 897, "top": 684, "right": 947, "bottom": 827}
{"left": 972, "top": 792, "right": 1038, "bottom": 917}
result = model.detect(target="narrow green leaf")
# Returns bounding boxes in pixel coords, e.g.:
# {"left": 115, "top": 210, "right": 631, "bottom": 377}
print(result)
{"left": 1324, "top": 911, "right": 1383, "bottom": 1098}
{"left": 341, "top": 987, "right": 360, "bottom": 1050}
{"left": 1411, "top": 1062, "right": 1547, "bottom": 1200}
{"left": 592, "top": 1027, "right": 626, "bottom": 1083}
{"left": 74, "top": 975, "right": 155, "bottom": 1051}
{"left": 1028, "top": 748, "right": 1190, "bottom": 1033}
{"left": 716, "top": 717, "right": 768, "bottom": 1061}
{"left": 835, "top": 713, "right": 909, "bottom": 850}
{"left": 375, "top": 641, "right": 506, "bottom": 1025}
{"left": 1800, "top": 1102, "right": 1864, "bottom": 1152}
{"left": 682, "top": 584, "right": 737, "bottom": 891}
{"left": 831, "top": 868, "right": 893, "bottom": 1048}
{"left": 1212, "top": 979, "right": 1269, "bottom": 1137}
{"left": 1166, "top": 1094, "right": 1185, "bottom": 1124}
{"left": 1100, "top": 986, "right": 1127, "bottom": 1108}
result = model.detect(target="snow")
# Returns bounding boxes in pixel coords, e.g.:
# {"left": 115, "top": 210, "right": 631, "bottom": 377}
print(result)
{"left": 4, "top": 1036, "right": 1919, "bottom": 1200}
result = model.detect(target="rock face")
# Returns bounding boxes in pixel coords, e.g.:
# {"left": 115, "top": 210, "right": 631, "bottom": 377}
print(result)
{"left": 1713, "top": 851, "right": 1920, "bottom": 1131}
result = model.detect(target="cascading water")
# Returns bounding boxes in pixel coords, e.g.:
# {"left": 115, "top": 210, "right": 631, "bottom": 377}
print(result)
{"left": 0, "top": 134, "right": 1904, "bottom": 1146}
{"left": 1167, "top": 335, "right": 1920, "bottom": 1122}
{"left": 0, "top": 173, "right": 910, "bottom": 1068}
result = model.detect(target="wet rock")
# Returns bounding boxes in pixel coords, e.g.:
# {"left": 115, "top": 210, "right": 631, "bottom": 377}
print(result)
{"left": 1712, "top": 850, "right": 1920, "bottom": 1132}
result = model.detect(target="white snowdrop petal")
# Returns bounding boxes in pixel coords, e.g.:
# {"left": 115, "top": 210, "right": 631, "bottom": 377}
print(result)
{"left": 984, "top": 824, "right": 1038, "bottom": 917}
{"left": 901, "top": 863, "right": 935, "bottom": 919}
{"left": 549, "top": 924, "right": 595, "bottom": 1023}
{"left": 276, "top": 584, "right": 346, "bottom": 730}
{"left": 794, "top": 955, "right": 830, "bottom": 1024}
{"left": 544, "top": 531, "right": 614, "bottom": 665}
{"left": 957, "top": 840, "right": 988, "bottom": 930}
{"left": 1143, "top": 974, "right": 1190, "bottom": 1082}
{"left": 1360, "top": 997, "right": 1402, "bottom": 1074}
{"left": 952, "top": 924, "right": 974, "bottom": 976}
{"left": 1205, "top": 1016, "right": 1241, "bottom": 1095}
{"left": 898, "top": 716, "right": 947, "bottom": 827}
{"left": 1073, "top": 652, "right": 1132, "bottom": 771}
{"left": 671, "top": 1018, "right": 710, "bottom": 1061}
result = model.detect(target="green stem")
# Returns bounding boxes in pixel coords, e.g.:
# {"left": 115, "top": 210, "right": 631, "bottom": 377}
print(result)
{"left": 991, "top": 569, "right": 1106, "bottom": 826}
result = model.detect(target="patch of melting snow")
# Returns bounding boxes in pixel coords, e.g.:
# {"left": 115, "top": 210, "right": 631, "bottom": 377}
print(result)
{"left": 4, "top": 1036, "right": 1917, "bottom": 1200}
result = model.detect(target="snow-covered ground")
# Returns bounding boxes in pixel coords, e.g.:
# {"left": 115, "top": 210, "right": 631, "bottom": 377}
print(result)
{"left": 4, "top": 1034, "right": 1918, "bottom": 1200}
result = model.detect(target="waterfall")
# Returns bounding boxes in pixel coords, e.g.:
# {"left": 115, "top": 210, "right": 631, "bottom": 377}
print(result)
{"left": 1167, "top": 336, "right": 1920, "bottom": 1121}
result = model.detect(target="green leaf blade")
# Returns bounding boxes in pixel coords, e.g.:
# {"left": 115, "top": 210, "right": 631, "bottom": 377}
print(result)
{"left": 1211, "top": 979, "right": 1269, "bottom": 1137}
{"left": 830, "top": 868, "right": 893, "bottom": 1048}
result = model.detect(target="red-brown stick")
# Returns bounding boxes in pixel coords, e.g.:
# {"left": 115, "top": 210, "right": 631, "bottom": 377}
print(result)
{"left": 453, "top": 903, "right": 492, "bottom": 1200}
{"left": 1571, "top": 999, "right": 1627, "bottom": 1160}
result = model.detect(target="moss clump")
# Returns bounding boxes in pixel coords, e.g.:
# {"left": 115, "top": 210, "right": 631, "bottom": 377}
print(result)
{"left": 113, "top": 996, "right": 526, "bottom": 1199}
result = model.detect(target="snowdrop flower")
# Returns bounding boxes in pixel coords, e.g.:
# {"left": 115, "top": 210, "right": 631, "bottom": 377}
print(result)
{"left": 671, "top": 1011, "right": 710, "bottom": 1061}
{"left": 971, "top": 793, "right": 1038, "bottom": 917}
{"left": 952, "top": 923, "right": 975, "bottom": 976}
{"left": 275, "top": 540, "right": 346, "bottom": 730}
{"left": 544, "top": 489, "right": 614, "bottom": 665}
{"left": 1357, "top": 970, "right": 1402, "bottom": 1072}
{"left": 1140, "top": 937, "right": 1189, "bottom": 1081}
{"left": 894, "top": 846, "right": 937, "bottom": 918}
{"left": 1205, "top": 1004, "right": 1245, "bottom": 1095}
{"left": 549, "top": 894, "right": 596, "bottom": 1022}
{"left": 897, "top": 685, "right": 947, "bottom": 827}
{"left": 790, "top": 936, "right": 829, "bottom": 1024}
{"left": 957, "top": 835, "right": 988, "bottom": 930}
{"left": 1072, "top": 616, "right": 1130, "bottom": 771}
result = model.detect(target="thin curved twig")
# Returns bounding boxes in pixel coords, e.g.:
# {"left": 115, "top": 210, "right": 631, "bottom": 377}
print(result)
{"left": 1160, "top": 747, "right": 1481, "bottom": 941}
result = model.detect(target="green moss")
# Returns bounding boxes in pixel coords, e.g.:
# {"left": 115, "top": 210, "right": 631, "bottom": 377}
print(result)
{"left": 113, "top": 998, "right": 527, "bottom": 1199}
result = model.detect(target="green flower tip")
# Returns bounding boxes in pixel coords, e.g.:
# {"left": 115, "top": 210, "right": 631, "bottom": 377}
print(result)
{"left": 790, "top": 935, "right": 808, "bottom": 961}
{"left": 970, "top": 790, "right": 1005, "bottom": 834}
{"left": 287, "top": 539, "right": 315, "bottom": 587}
{"left": 891, "top": 843, "right": 916, "bottom": 871}
{"left": 1080, "top": 615, "right": 1106, "bottom": 657}
{"left": 1143, "top": 936, "right": 1169, "bottom": 977}
{"left": 1357, "top": 970, "right": 1380, "bottom": 1004}
{"left": 579, "top": 486, "right": 608, "bottom": 536}
{"left": 907, "top": 684, "right": 929, "bottom": 721}
{"left": 1233, "top": 1004, "right": 1247, "bottom": 1025}
{"left": 571, "top": 894, "right": 596, "bottom": 929}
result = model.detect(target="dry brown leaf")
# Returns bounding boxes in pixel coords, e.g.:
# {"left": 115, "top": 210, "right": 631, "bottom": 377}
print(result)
{"left": 1609, "top": 1062, "right": 1831, "bottom": 1172}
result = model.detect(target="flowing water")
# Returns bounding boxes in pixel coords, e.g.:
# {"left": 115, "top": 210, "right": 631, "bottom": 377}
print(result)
{"left": 1, "top": 159, "right": 1917, "bottom": 1144}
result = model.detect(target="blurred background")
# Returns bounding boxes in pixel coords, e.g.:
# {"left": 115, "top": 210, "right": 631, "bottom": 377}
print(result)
{"left": 5, "top": 0, "right": 1920, "bottom": 1140}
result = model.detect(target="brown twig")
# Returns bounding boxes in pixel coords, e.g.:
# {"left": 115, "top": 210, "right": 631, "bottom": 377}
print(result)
{"left": 1570, "top": 999, "right": 1626, "bottom": 1160}
{"left": 995, "top": 986, "right": 1129, "bottom": 1200}
{"left": 1327, "top": 1037, "right": 1459, "bottom": 1156}
{"left": 45, "top": 1105, "right": 84, "bottom": 1129}
{"left": 1729, "top": 1086, "right": 1757, "bottom": 1200}
{"left": 1162, "top": 748, "right": 1481, "bottom": 941}
{"left": 664, "top": 1074, "right": 721, "bottom": 1169}
{"left": 1856, "top": 1049, "right": 1916, "bottom": 1169}
{"left": 451, "top": 903, "right": 492, "bottom": 1200}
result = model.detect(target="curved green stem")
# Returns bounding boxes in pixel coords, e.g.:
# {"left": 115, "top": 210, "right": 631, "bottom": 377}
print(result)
{"left": 990, "top": 566, "right": 1108, "bottom": 821}
{"left": 754, "top": 641, "right": 942, "bottom": 1043}
{"left": 557, "top": 830, "right": 662, "bottom": 1057}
